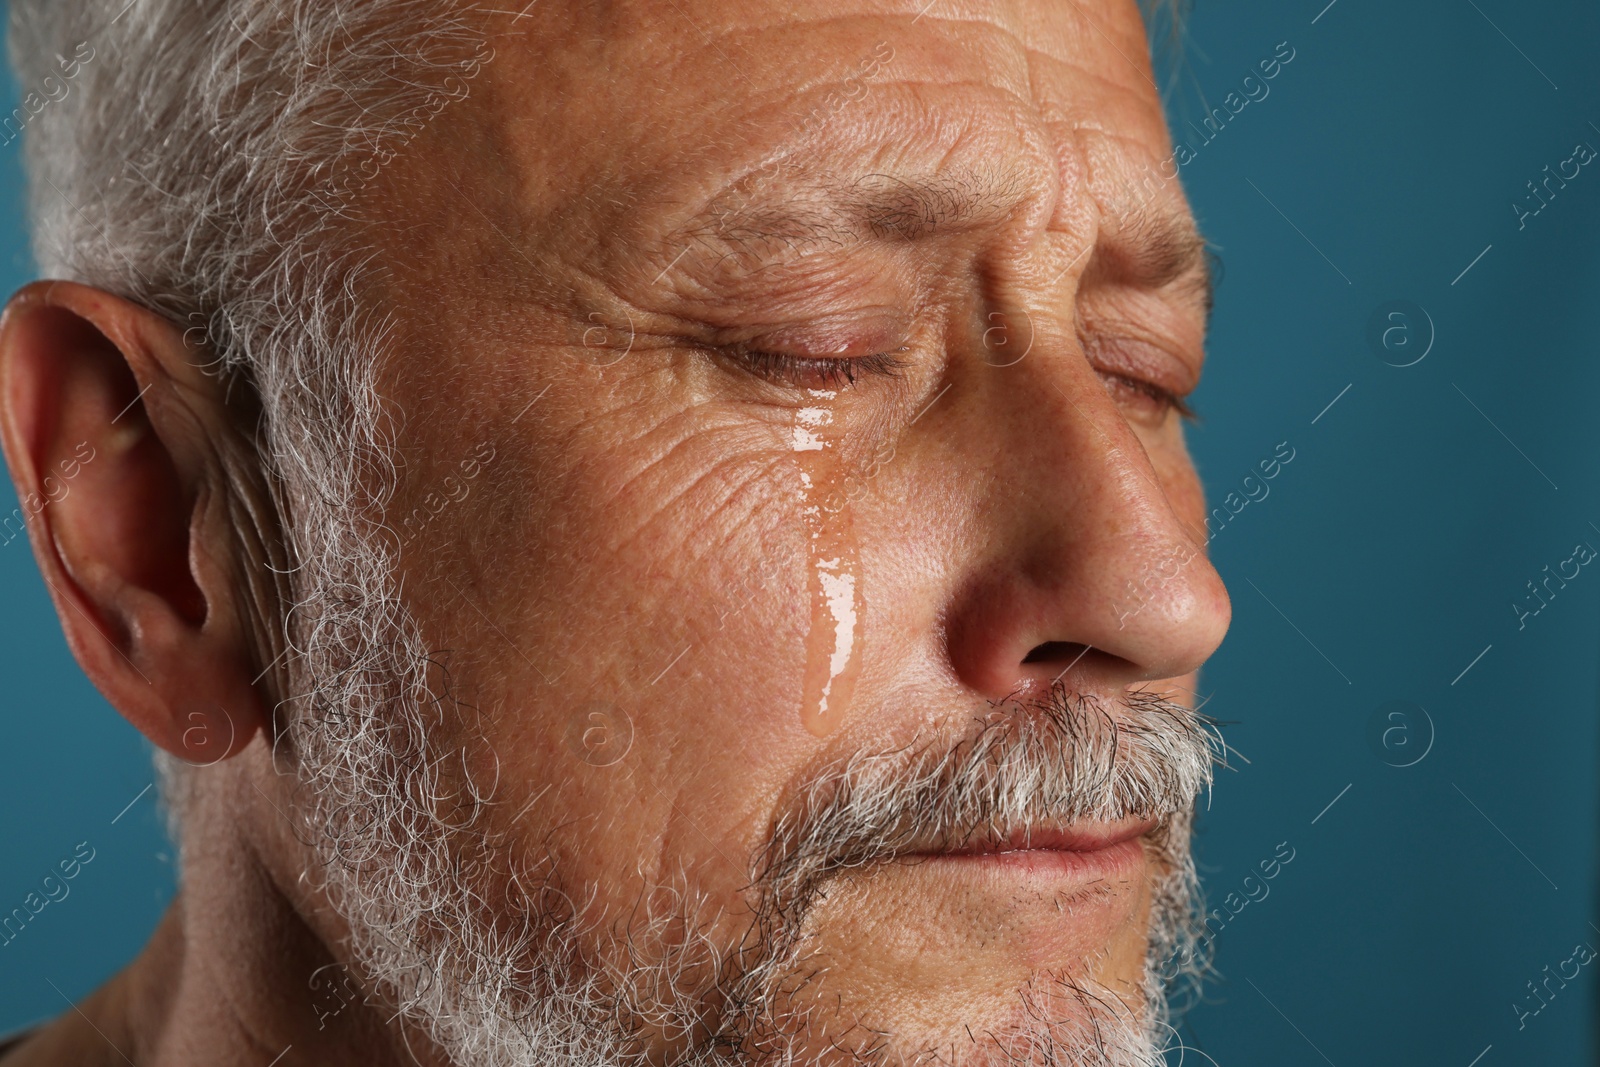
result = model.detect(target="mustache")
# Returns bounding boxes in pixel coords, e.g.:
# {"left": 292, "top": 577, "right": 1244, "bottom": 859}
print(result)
{"left": 751, "top": 683, "right": 1223, "bottom": 922}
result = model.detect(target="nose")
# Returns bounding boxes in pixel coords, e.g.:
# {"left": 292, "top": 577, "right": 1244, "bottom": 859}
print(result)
{"left": 940, "top": 348, "right": 1231, "bottom": 700}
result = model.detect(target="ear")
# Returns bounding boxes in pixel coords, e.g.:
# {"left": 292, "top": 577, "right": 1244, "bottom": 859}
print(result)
{"left": 0, "top": 280, "right": 275, "bottom": 764}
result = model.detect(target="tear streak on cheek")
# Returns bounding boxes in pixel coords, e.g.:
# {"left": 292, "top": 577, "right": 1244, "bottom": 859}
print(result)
{"left": 794, "top": 395, "right": 863, "bottom": 739}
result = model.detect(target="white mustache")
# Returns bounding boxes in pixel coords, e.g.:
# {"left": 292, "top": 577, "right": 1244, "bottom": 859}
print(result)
{"left": 754, "top": 684, "right": 1222, "bottom": 923}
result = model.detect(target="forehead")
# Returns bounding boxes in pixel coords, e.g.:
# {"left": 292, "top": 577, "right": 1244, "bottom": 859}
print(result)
{"left": 463, "top": 0, "right": 1182, "bottom": 267}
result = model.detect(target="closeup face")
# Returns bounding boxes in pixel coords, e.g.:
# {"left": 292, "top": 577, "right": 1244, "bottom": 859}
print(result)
{"left": 281, "top": 0, "right": 1232, "bottom": 1063}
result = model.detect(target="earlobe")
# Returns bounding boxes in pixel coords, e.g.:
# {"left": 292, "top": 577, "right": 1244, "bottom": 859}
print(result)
{"left": 0, "top": 280, "right": 272, "bottom": 763}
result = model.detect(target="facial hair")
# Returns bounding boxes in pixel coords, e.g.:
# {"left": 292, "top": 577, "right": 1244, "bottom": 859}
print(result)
{"left": 278, "top": 524, "right": 1218, "bottom": 1067}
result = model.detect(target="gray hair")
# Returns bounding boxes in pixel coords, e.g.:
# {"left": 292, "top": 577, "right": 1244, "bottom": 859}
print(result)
{"left": 8, "top": 11, "right": 544, "bottom": 1052}
{"left": 7, "top": 0, "right": 491, "bottom": 825}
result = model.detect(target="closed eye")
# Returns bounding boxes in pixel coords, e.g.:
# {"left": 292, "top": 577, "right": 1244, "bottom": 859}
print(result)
{"left": 727, "top": 347, "right": 909, "bottom": 390}
{"left": 1097, "top": 369, "right": 1198, "bottom": 423}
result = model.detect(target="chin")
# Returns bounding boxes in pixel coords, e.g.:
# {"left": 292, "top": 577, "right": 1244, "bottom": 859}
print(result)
{"left": 748, "top": 968, "right": 1163, "bottom": 1067}
{"left": 731, "top": 860, "right": 1165, "bottom": 1067}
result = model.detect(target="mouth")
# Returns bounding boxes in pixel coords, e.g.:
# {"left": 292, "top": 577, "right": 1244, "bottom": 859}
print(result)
{"left": 898, "top": 817, "right": 1158, "bottom": 883}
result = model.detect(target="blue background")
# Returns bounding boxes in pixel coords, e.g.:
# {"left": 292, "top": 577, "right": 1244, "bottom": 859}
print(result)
{"left": 0, "top": 1, "right": 1597, "bottom": 1064}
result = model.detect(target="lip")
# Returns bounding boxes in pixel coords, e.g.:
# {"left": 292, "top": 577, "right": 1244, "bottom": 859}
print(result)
{"left": 898, "top": 817, "right": 1157, "bottom": 881}
{"left": 930, "top": 818, "right": 1157, "bottom": 857}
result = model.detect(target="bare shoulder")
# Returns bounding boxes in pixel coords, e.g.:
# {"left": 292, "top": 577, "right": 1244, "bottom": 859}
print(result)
{"left": 0, "top": 971, "right": 136, "bottom": 1067}
{"left": 0, "top": 1014, "right": 126, "bottom": 1067}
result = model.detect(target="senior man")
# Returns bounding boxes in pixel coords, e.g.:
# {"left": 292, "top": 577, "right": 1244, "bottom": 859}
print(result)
{"left": 0, "top": 0, "right": 1231, "bottom": 1064}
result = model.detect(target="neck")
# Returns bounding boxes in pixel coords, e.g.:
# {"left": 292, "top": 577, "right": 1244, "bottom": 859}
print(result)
{"left": 3, "top": 752, "right": 443, "bottom": 1067}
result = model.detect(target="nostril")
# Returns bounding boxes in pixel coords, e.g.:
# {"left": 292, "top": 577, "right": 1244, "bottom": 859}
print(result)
{"left": 1021, "top": 640, "right": 1091, "bottom": 665}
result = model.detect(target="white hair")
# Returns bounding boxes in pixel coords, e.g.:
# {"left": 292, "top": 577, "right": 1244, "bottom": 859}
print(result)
{"left": 7, "top": 0, "right": 491, "bottom": 828}
{"left": 7, "top": 2, "right": 521, "bottom": 1044}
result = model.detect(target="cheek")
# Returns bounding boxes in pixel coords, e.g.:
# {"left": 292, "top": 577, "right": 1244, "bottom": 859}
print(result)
{"left": 398, "top": 369, "right": 837, "bottom": 916}
{"left": 541, "top": 404, "right": 805, "bottom": 660}
{"left": 425, "top": 386, "right": 811, "bottom": 688}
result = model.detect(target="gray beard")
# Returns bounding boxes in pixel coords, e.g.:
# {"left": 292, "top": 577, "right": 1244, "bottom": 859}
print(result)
{"left": 276, "top": 524, "right": 1216, "bottom": 1067}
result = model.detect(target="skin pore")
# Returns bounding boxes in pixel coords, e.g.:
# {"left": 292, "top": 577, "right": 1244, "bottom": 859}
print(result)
{"left": 0, "top": 1, "right": 1229, "bottom": 1065}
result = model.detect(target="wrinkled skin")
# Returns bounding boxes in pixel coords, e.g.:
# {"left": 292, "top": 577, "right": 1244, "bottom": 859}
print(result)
{"left": 358, "top": 0, "right": 1228, "bottom": 1055}
{"left": 0, "top": 1, "right": 1229, "bottom": 1064}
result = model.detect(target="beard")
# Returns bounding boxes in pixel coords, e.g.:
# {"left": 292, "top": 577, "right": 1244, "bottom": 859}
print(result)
{"left": 273, "top": 492, "right": 1219, "bottom": 1067}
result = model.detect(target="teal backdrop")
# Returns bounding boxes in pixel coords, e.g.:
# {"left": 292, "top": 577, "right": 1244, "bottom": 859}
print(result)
{"left": 1, "top": 2, "right": 1597, "bottom": 1064}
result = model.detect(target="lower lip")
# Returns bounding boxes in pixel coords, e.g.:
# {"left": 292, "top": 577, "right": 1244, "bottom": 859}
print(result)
{"left": 904, "top": 835, "right": 1148, "bottom": 885}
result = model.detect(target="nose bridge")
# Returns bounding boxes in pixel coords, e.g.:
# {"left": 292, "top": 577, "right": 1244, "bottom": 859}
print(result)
{"left": 1021, "top": 351, "right": 1200, "bottom": 582}
{"left": 940, "top": 342, "right": 1230, "bottom": 699}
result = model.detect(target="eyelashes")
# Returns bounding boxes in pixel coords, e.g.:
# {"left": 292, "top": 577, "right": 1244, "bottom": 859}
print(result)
{"left": 715, "top": 337, "right": 1194, "bottom": 423}
{"left": 1097, "top": 368, "right": 1199, "bottom": 422}
{"left": 730, "top": 347, "right": 909, "bottom": 390}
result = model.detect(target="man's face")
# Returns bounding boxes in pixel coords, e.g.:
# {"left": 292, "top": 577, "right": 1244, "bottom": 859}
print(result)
{"left": 307, "top": 0, "right": 1230, "bottom": 1062}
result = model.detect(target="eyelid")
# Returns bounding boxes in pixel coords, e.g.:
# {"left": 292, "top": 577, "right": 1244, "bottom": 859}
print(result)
{"left": 1077, "top": 326, "right": 1200, "bottom": 424}
{"left": 726, "top": 345, "right": 909, "bottom": 389}
{"left": 697, "top": 311, "right": 913, "bottom": 388}
{"left": 1078, "top": 325, "right": 1198, "bottom": 397}
{"left": 1098, "top": 368, "right": 1199, "bottom": 422}
{"left": 706, "top": 310, "right": 910, "bottom": 360}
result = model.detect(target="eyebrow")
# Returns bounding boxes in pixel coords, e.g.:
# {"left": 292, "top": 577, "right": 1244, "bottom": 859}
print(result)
{"left": 1099, "top": 206, "right": 1216, "bottom": 319}
{"left": 677, "top": 170, "right": 1215, "bottom": 315}
{"left": 680, "top": 170, "right": 1027, "bottom": 254}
